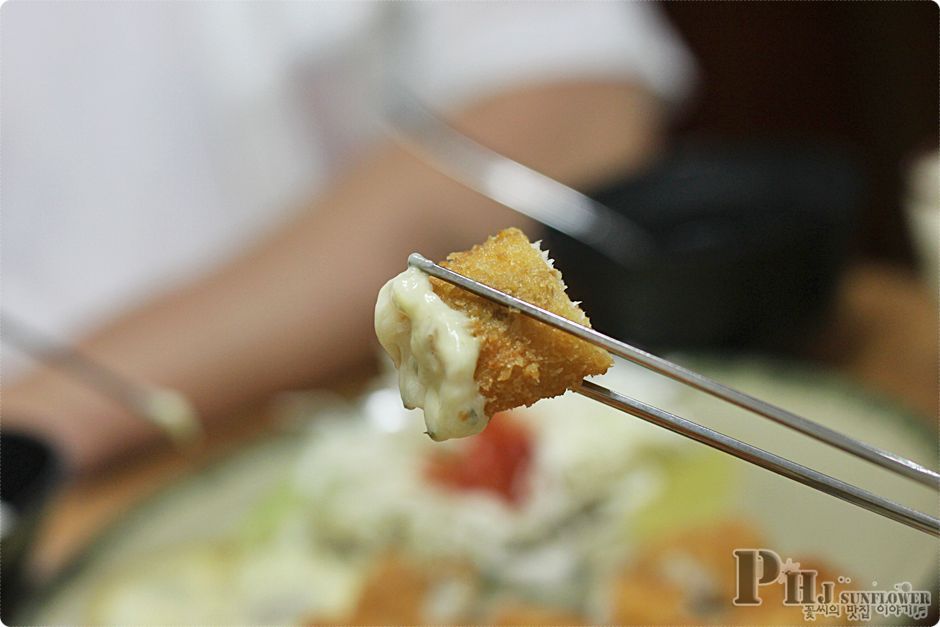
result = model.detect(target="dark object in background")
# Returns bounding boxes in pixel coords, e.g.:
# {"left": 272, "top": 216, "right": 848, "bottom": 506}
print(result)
{"left": 662, "top": 2, "right": 937, "bottom": 264}
{"left": 544, "top": 139, "right": 860, "bottom": 352}
{"left": 1, "top": 432, "right": 62, "bottom": 622}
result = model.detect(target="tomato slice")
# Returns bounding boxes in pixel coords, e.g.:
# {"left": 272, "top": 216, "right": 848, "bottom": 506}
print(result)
{"left": 425, "top": 413, "right": 534, "bottom": 505}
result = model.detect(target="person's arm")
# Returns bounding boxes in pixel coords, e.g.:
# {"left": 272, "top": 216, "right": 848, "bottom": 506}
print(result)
{"left": 3, "top": 82, "right": 664, "bottom": 471}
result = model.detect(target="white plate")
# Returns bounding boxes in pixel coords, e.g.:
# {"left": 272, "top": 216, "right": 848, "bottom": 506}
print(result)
{"left": 29, "top": 357, "right": 939, "bottom": 623}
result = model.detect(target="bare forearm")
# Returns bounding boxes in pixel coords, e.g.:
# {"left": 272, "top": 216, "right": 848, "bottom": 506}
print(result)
{"left": 4, "top": 82, "right": 664, "bottom": 470}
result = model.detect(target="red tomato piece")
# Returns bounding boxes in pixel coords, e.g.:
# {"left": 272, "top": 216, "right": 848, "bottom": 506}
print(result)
{"left": 425, "top": 413, "right": 534, "bottom": 505}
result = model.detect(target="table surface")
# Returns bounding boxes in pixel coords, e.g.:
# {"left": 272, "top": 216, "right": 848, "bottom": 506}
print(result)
{"left": 29, "top": 261, "right": 939, "bottom": 580}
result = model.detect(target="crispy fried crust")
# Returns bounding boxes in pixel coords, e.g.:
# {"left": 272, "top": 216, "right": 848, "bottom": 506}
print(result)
{"left": 610, "top": 520, "right": 847, "bottom": 624}
{"left": 432, "top": 227, "right": 612, "bottom": 415}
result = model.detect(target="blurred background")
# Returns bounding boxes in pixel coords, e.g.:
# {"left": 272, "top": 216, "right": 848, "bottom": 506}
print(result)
{"left": 1, "top": 1, "right": 937, "bottom": 624}
{"left": 665, "top": 1, "right": 936, "bottom": 264}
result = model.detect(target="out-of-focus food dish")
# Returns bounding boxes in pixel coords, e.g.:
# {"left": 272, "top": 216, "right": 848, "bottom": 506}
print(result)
{"left": 30, "top": 359, "right": 938, "bottom": 625}
{"left": 375, "top": 228, "right": 611, "bottom": 440}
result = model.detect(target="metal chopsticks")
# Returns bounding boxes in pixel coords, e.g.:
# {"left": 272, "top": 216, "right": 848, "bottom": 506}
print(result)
{"left": 407, "top": 253, "right": 940, "bottom": 537}
{"left": 385, "top": 85, "right": 656, "bottom": 266}
{"left": 1, "top": 312, "right": 201, "bottom": 446}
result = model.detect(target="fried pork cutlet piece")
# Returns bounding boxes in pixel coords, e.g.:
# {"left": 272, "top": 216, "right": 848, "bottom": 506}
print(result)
{"left": 375, "top": 227, "right": 611, "bottom": 441}
{"left": 609, "top": 519, "right": 848, "bottom": 625}
{"left": 488, "top": 604, "right": 587, "bottom": 625}
{"left": 306, "top": 554, "right": 478, "bottom": 626}
{"left": 433, "top": 227, "right": 612, "bottom": 416}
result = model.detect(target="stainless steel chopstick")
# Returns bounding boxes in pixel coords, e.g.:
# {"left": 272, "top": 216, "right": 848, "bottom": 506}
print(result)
{"left": 407, "top": 253, "right": 940, "bottom": 537}
{"left": 385, "top": 86, "right": 656, "bottom": 266}
{"left": 408, "top": 254, "right": 938, "bottom": 489}
{"left": 1, "top": 312, "right": 201, "bottom": 446}
{"left": 578, "top": 381, "right": 939, "bottom": 537}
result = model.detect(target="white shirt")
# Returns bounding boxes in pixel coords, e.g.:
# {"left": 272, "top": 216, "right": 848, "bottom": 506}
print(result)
{"left": 1, "top": 1, "right": 693, "bottom": 377}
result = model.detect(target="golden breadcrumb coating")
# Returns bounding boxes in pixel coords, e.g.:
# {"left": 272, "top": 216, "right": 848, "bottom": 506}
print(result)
{"left": 432, "top": 227, "right": 612, "bottom": 415}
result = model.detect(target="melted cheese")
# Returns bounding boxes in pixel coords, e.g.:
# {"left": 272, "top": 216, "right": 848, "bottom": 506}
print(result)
{"left": 374, "top": 267, "right": 487, "bottom": 440}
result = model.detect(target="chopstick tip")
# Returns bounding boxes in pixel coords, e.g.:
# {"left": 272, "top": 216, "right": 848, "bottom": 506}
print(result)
{"left": 408, "top": 252, "right": 432, "bottom": 270}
